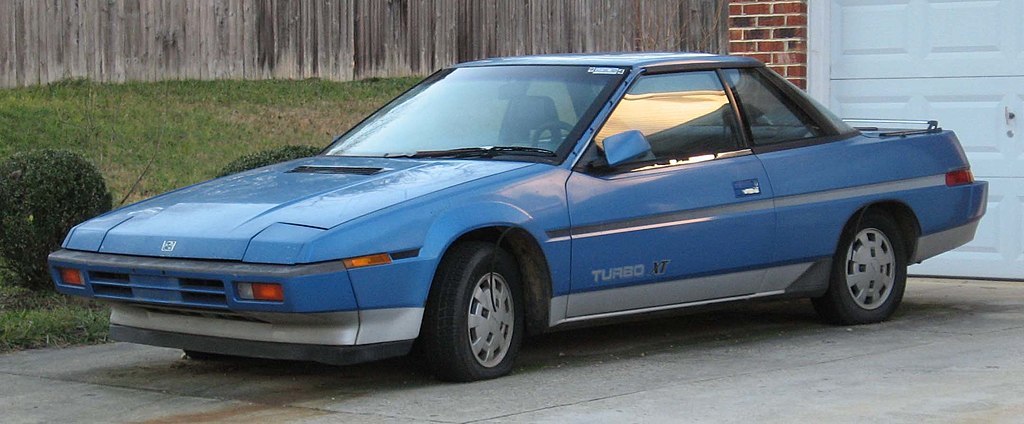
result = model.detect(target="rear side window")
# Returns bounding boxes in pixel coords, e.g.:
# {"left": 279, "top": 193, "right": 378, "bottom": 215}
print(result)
{"left": 721, "top": 69, "right": 823, "bottom": 145}
{"left": 594, "top": 71, "right": 741, "bottom": 165}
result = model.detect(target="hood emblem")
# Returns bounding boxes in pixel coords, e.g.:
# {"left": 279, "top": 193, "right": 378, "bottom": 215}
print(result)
{"left": 161, "top": 240, "right": 177, "bottom": 252}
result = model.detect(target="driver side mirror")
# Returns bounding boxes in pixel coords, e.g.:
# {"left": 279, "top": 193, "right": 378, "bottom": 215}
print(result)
{"left": 602, "top": 130, "right": 653, "bottom": 167}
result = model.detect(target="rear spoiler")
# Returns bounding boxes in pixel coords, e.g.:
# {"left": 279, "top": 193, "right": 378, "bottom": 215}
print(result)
{"left": 842, "top": 119, "right": 941, "bottom": 137}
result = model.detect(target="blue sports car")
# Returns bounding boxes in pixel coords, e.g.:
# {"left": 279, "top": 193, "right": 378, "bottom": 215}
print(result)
{"left": 49, "top": 53, "right": 986, "bottom": 381}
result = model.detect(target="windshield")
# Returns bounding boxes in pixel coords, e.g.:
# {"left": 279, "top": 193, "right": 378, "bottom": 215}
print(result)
{"left": 325, "top": 65, "right": 626, "bottom": 160}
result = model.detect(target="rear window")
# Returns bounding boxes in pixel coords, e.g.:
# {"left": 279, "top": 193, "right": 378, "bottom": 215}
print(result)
{"left": 721, "top": 68, "right": 822, "bottom": 146}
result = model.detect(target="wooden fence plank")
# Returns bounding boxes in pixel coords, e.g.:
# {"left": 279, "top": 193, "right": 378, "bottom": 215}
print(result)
{"left": 0, "top": 0, "right": 726, "bottom": 88}
{"left": 0, "top": 0, "right": 11, "bottom": 88}
{"left": 64, "top": 0, "right": 80, "bottom": 81}
{"left": 14, "top": 0, "right": 30, "bottom": 86}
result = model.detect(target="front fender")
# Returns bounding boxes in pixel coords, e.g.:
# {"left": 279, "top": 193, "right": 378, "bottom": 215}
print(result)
{"left": 420, "top": 200, "right": 538, "bottom": 260}
{"left": 306, "top": 165, "right": 572, "bottom": 310}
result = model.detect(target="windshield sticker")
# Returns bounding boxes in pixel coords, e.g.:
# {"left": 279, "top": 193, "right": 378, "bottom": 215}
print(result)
{"left": 588, "top": 67, "right": 625, "bottom": 75}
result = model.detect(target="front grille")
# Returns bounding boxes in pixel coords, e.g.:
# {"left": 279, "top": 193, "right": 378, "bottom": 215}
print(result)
{"left": 88, "top": 271, "right": 229, "bottom": 308}
{"left": 93, "top": 284, "right": 132, "bottom": 298}
{"left": 180, "top": 278, "right": 223, "bottom": 290}
{"left": 90, "top": 271, "right": 130, "bottom": 283}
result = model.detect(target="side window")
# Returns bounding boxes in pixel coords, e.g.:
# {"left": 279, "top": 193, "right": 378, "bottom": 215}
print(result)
{"left": 722, "top": 68, "right": 823, "bottom": 145}
{"left": 594, "top": 71, "right": 740, "bottom": 166}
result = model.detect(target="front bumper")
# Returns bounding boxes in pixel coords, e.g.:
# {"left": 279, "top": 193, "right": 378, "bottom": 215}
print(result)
{"left": 110, "top": 325, "right": 413, "bottom": 365}
{"left": 48, "top": 249, "right": 359, "bottom": 313}
{"left": 108, "top": 302, "right": 423, "bottom": 346}
{"left": 48, "top": 249, "right": 424, "bottom": 362}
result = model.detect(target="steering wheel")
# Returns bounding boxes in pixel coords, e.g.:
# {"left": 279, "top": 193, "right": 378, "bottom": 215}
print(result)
{"left": 530, "top": 120, "right": 574, "bottom": 147}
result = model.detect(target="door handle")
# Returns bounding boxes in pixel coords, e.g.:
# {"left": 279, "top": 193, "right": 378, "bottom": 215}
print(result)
{"left": 1008, "top": 107, "right": 1017, "bottom": 138}
{"left": 733, "top": 179, "right": 761, "bottom": 197}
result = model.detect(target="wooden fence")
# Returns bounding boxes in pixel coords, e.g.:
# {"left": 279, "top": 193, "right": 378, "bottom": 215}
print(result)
{"left": 0, "top": 0, "right": 727, "bottom": 88}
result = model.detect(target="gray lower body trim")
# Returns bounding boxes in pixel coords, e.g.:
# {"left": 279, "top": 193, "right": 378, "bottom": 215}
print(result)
{"left": 913, "top": 220, "right": 980, "bottom": 263}
{"left": 553, "top": 290, "right": 787, "bottom": 325}
{"left": 761, "top": 262, "right": 817, "bottom": 292}
{"left": 110, "top": 304, "right": 423, "bottom": 346}
{"left": 779, "top": 259, "right": 832, "bottom": 297}
{"left": 549, "top": 261, "right": 820, "bottom": 326}
{"left": 356, "top": 308, "right": 424, "bottom": 344}
{"left": 566, "top": 269, "right": 767, "bottom": 318}
{"left": 110, "top": 325, "right": 413, "bottom": 366}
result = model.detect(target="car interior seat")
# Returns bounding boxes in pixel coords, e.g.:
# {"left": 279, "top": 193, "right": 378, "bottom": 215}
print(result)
{"left": 499, "top": 95, "right": 560, "bottom": 145}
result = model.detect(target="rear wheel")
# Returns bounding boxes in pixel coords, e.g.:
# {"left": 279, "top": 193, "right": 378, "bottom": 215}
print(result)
{"left": 813, "top": 211, "right": 908, "bottom": 325}
{"left": 420, "top": 242, "right": 524, "bottom": 382}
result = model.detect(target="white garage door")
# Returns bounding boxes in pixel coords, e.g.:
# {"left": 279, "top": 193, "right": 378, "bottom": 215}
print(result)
{"left": 827, "top": 0, "right": 1024, "bottom": 279}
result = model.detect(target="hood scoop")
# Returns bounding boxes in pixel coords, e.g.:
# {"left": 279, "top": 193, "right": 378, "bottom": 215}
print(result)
{"left": 287, "top": 165, "right": 385, "bottom": 176}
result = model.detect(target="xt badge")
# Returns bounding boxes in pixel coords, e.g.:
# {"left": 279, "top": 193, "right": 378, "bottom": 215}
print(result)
{"left": 161, "top": 240, "right": 177, "bottom": 252}
{"left": 592, "top": 259, "right": 671, "bottom": 283}
{"left": 651, "top": 259, "right": 670, "bottom": 275}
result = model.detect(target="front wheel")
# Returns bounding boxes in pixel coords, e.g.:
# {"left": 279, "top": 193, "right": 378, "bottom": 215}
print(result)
{"left": 420, "top": 242, "right": 524, "bottom": 382}
{"left": 812, "top": 211, "right": 908, "bottom": 325}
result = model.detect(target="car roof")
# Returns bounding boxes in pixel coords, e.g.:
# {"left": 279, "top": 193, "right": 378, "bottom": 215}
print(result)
{"left": 454, "top": 52, "right": 762, "bottom": 70}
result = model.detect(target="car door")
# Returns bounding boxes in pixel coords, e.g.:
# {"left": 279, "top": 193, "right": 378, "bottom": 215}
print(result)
{"left": 720, "top": 68, "right": 865, "bottom": 294}
{"left": 564, "top": 70, "right": 778, "bottom": 318}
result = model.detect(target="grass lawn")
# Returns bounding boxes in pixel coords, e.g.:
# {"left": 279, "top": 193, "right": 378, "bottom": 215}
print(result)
{"left": 0, "top": 283, "right": 109, "bottom": 352}
{"left": 0, "top": 77, "right": 420, "bottom": 204}
{"left": 0, "top": 77, "right": 421, "bottom": 352}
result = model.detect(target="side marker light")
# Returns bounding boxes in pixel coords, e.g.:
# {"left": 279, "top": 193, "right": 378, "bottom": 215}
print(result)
{"left": 343, "top": 253, "right": 393, "bottom": 269}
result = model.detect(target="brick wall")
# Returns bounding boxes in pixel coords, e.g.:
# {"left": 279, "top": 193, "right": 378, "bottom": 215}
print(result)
{"left": 728, "top": 0, "right": 808, "bottom": 89}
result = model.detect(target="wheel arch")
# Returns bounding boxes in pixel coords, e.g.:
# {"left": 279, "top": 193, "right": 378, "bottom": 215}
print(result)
{"left": 417, "top": 199, "right": 560, "bottom": 336}
{"left": 437, "top": 226, "right": 554, "bottom": 336}
{"left": 840, "top": 200, "right": 921, "bottom": 261}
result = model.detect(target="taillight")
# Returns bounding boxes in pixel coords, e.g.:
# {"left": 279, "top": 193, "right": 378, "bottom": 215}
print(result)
{"left": 945, "top": 169, "right": 974, "bottom": 186}
{"left": 59, "top": 268, "right": 84, "bottom": 286}
{"left": 237, "top": 282, "right": 284, "bottom": 302}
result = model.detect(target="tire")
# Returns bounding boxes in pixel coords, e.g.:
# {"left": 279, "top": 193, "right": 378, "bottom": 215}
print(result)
{"left": 420, "top": 241, "right": 524, "bottom": 382}
{"left": 812, "top": 211, "right": 908, "bottom": 325}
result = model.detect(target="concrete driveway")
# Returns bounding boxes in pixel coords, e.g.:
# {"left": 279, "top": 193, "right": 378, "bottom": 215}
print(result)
{"left": 2, "top": 278, "right": 1023, "bottom": 423}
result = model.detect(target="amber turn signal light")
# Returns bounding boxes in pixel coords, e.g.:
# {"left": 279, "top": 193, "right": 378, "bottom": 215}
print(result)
{"left": 237, "top": 282, "right": 284, "bottom": 302}
{"left": 342, "top": 253, "right": 392, "bottom": 269}
{"left": 59, "top": 268, "right": 84, "bottom": 286}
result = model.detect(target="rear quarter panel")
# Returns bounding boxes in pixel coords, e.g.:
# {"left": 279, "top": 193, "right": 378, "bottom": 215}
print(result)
{"left": 757, "top": 130, "right": 976, "bottom": 263}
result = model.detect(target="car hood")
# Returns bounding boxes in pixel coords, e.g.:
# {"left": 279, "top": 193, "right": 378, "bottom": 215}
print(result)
{"left": 65, "top": 156, "right": 534, "bottom": 261}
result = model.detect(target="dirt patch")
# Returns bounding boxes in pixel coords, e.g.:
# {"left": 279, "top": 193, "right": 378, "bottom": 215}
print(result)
{"left": 136, "top": 403, "right": 329, "bottom": 424}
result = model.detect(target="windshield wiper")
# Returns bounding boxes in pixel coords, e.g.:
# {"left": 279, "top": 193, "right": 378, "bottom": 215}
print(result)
{"left": 405, "top": 146, "right": 557, "bottom": 159}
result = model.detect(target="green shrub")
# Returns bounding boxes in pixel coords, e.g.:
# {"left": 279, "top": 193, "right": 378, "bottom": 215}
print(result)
{"left": 0, "top": 150, "right": 112, "bottom": 290}
{"left": 217, "top": 145, "right": 322, "bottom": 177}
